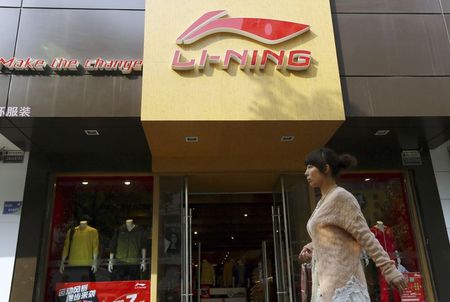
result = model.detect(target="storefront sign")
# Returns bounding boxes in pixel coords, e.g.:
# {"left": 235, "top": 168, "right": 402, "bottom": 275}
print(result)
{"left": 55, "top": 280, "right": 150, "bottom": 302}
{"left": 2, "top": 201, "right": 22, "bottom": 215}
{"left": 0, "top": 106, "right": 31, "bottom": 117}
{"left": 0, "top": 57, "right": 142, "bottom": 74}
{"left": 172, "top": 10, "right": 311, "bottom": 72}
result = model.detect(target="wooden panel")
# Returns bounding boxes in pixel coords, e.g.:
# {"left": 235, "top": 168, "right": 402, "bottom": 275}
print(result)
{"left": 143, "top": 120, "right": 342, "bottom": 175}
{"left": 9, "top": 257, "right": 37, "bottom": 302}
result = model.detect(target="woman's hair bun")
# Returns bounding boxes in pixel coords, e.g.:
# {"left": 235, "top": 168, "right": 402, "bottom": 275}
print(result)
{"left": 305, "top": 148, "right": 358, "bottom": 177}
{"left": 338, "top": 154, "right": 358, "bottom": 170}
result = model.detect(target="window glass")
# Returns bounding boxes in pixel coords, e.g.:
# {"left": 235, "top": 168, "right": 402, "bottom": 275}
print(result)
{"left": 157, "top": 177, "right": 184, "bottom": 302}
{"left": 45, "top": 176, "right": 153, "bottom": 302}
{"left": 340, "top": 173, "right": 427, "bottom": 302}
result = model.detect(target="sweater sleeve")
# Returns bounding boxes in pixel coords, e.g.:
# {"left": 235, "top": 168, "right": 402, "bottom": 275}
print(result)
{"left": 334, "top": 192, "right": 403, "bottom": 284}
{"left": 304, "top": 242, "right": 313, "bottom": 251}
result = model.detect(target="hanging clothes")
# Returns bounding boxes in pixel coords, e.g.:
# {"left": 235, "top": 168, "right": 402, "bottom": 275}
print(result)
{"left": 201, "top": 260, "right": 215, "bottom": 286}
{"left": 223, "top": 260, "right": 234, "bottom": 287}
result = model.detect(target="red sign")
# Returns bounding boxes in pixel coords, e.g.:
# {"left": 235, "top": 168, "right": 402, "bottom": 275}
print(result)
{"left": 176, "top": 10, "right": 309, "bottom": 45}
{"left": 173, "top": 10, "right": 312, "bottom": 72}
{"left": 55, "top": 280, "right": 150, "bottom": 302}
{"left": 401, "top": 273, "right": 425, "bottom": 302}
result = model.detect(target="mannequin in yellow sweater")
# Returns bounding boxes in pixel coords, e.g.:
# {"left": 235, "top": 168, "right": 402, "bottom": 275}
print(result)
{"left": 299, "top": 148, "right": 406, "bottom": 302}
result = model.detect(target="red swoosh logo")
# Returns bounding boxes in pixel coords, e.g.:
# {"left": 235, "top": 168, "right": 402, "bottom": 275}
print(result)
{"left": 177, "top": 10, "right": 310, "bottom": 45}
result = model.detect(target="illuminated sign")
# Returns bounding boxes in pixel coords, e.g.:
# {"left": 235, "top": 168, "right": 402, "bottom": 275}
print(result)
{"left": 172, "top": 10, "right": 312, "bottom": 71}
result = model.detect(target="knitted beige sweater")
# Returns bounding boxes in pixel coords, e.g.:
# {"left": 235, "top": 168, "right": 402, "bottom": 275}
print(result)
{"left": 306, "top": 186, "right": 403, "bottom": 301}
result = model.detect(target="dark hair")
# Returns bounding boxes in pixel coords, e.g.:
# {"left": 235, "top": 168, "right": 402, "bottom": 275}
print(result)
{"left": 305, "top": 148, "right": 357, "bottom": 177}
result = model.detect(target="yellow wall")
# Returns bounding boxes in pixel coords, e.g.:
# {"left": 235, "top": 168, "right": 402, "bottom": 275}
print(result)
{"left": 142, "top": 0, "right": 344, "bottom": 121}
{"left": 141, "top": 0, "right": 345, "bottom": 174}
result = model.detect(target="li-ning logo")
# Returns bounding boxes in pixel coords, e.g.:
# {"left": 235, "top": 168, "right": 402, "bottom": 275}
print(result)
{"left": 176, "top": 10, "right": 310, "bottom": 45}
{"left": 172, "top": 10, "right": 312, "bottom": 71}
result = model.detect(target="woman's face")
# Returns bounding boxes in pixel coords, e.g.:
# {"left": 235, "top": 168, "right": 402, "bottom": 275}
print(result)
{"left": 304, "top": 164, "right": 326, "bottom": 188}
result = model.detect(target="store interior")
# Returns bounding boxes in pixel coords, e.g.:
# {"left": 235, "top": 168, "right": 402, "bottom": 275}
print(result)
{"left": 189, "top": 193, "right": 277, "bottom": 302}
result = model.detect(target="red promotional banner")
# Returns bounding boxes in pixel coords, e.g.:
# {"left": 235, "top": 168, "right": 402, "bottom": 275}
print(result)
{"left": 55, "top": 280, "right": 150, "bottom": 302}
{"left": 401, "top": 273, "right": 425, "bottom": 302}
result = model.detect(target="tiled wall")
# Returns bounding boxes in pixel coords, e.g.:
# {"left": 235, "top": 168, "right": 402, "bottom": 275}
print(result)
{"left": 331, "top": 0, "right": 450, "bottom": 117}
{"left": 431, "top": 140, "right": 450, "bottom": 242}
{"left": 0, "top": 134, "right": 29, "bottom": 302}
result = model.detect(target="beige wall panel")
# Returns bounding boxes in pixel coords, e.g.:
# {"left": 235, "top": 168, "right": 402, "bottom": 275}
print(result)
{"left": 142, "top": 0, "right": 344, "bottom": 121}
{"left": 142, "top": 0, "right": 344, "bottom": 172}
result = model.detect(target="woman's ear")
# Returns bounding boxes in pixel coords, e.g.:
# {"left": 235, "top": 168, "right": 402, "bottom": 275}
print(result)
{"left": 324, "top": 164, "right": 332, "bottom": 176}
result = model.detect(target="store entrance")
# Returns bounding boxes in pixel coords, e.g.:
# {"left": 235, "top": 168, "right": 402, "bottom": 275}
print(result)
{"left": 189, "top": 192, "right": 276, "bottom": 302}
{"left": 174, "top": 175, "right": 312, "bottom": 302}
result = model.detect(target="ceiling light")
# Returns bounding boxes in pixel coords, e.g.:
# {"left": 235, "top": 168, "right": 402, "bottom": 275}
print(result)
{"left": 185, "top": 136, "right": 199, "bottom": 143}
{"left": 281, "top": 135, "right": 295, "bottom": 142}
{"left": 124, "top": 181, "right": 131, "bottom": 186}
{"left": 82, "top": 181, "right": 88, "bottom": 185}
{"left": 374, "top": 130, "right": 390, "bottom": 136}
{"left": 364, "top": 178, "right": 371, "bottom": 182}
{"left": 84, "top": 129, "right": 100, "bottom": 136}
{"left": 231, "top": 236, "right": 234, "bottom": 240}
{"left": 194, "top": 231, "right": 198, "bottom": 235}
{"left": 244, "top": 214, "right": 248, "bottom": 217}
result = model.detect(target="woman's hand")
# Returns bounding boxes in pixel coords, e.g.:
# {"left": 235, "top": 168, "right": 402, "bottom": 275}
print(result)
{"left": 298, "top": 246, "right": 312, "bottom": 263}
{"left": 391, "top": 275, "right": 408, "bottom": 294}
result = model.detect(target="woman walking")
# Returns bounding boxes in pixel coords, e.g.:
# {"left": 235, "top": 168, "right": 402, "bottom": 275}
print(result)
{"left": 299, "top": 148, "right": 407, "bottom": 302}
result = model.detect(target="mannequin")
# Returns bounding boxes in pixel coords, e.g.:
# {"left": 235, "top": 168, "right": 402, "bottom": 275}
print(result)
{"left": 59, "top": 219, "right": 99, "bottom": 281}
{"left": 370, "top": 221, "right": 401, "bottom": 302}
{"left": 236, "top": 258, "right": 246, "bottom": 287}
{"left": 109, "top": 219, "right": 146, "bottom": 280}
{"left": 223, "top": 258, "right": 235, "bottom": 287}
{"left": 201, "top": 259, "right": 215, "bottom": 286}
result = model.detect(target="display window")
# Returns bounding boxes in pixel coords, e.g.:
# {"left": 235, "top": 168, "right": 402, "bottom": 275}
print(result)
{"left": 340, "top": 173, "right": 427, "bottom": 302}
{"left": 44, "top": 176, "right": 153, "bottom": 302}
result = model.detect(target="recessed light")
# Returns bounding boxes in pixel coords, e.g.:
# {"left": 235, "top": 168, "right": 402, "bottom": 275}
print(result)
{"left": 244, "top": 214, "right": 248, "bottom": 217}
{"left": 185, "top": 136, "right": 199, "bottom": 143}
{"left": 231, "top": 236, "right": 234, "bottom": 240}
{"left": 82, "top": 181, "right": 89, "bottom": 185}
{"left": 194, "top": 231, "right": 198, "bottom": 235}
{"left": 281, "top": 135, "right": 295, "bottom": 142}
{"left": 374, "top": 130, "right": 390, "bottom": 136}
{"left": 124, "top": 181, "right": 131, "bottom": 186}
{"left": 364, "top": 178, "right": 371, "bottom": 182}
{"left": 84, "top": 129, "right": 100, "bottom": 136}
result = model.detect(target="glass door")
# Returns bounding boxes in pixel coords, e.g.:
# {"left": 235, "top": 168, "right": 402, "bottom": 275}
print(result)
{"left": 156, "top": 176, "right": 186, "bottom": 302}
{"left": 272, "top": 177, "right": 294, "bottom": 302}
{"left": 181, "top": 178, "right": 193, "bottom": 302}
{"left": 273, "top": 175, "right": 312, "bottom": 302}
